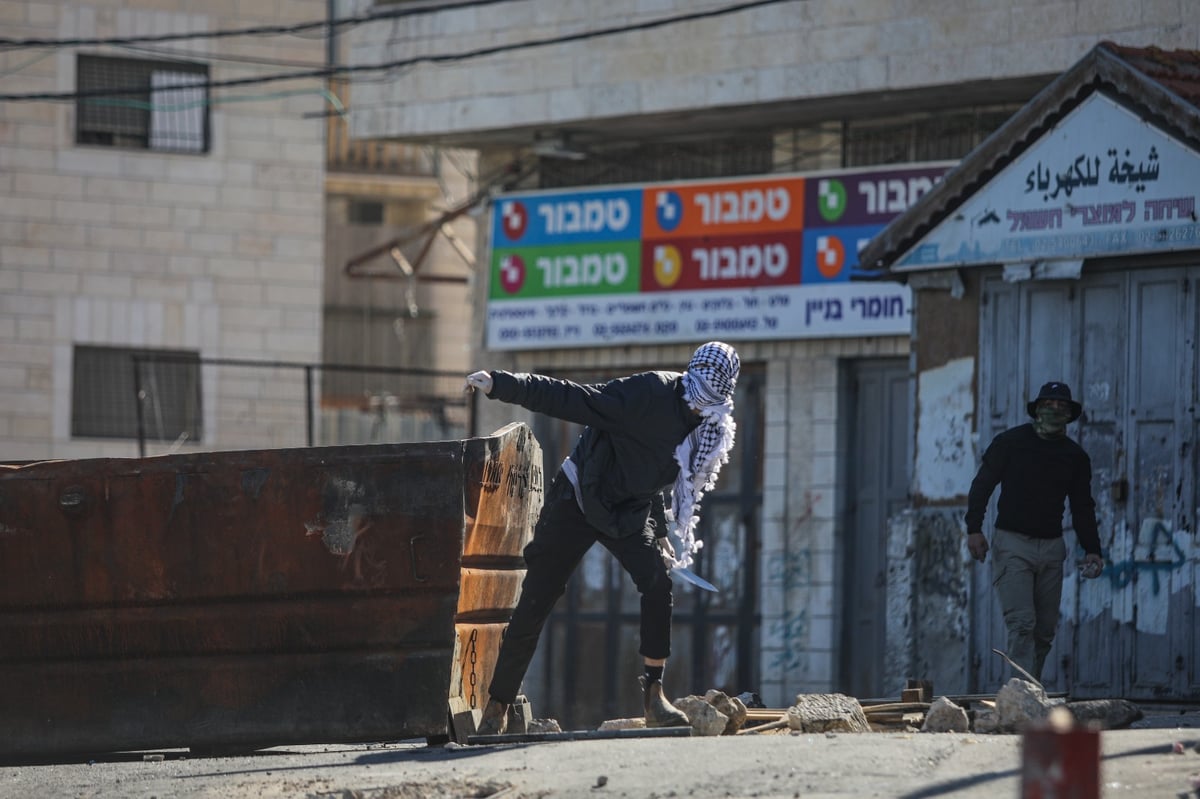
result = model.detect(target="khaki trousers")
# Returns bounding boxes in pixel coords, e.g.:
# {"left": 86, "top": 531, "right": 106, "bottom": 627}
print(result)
{"left": 991, "top": 527, "right": 1067, "bottom": 683}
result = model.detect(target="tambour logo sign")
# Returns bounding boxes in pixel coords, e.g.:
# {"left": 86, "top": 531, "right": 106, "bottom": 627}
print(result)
{"left": 652, "top": 245, "right": 683, "bottom": 288}
{"left": 538, "top": 196, "right": 631, "bottom": 236}
{"left": 644, "top": 177, "right": 805, "bottom": 238}
{"left": 817, "top": 179, "right": 847, "bottom": 222}
{"left": 815, "top": 235, "right": 845, "bottom": 277}
{"left": 499, "top": 254, "right": 526, "bottom": 293}
{"left": 489, "top": 240, "right": 641, "bottom": 299}
{"left": 694, "top": 185, "right": 791, "bottom": 225}
{"left": 655, "top": 191, "right": 683, "bottom": 232}
{"left": 500, "top": 200, "right": 528, "bottom": 240}
{"left": 535, "top": 252, "right": 628, "bottom": 289}
{"left": 492, "top": 188, "right": 643, "bottom": 248}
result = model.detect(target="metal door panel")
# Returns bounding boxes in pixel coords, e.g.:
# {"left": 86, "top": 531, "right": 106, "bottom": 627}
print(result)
{"left": 974, "top": 277, "right": 1018, "bottom": 691}
{"left": 1126, "top": 270, "right": 1193, "bottom": 697}
{"left": 1066, "top": 277, "right": 1124, "bottom": 695}
{"left": 841, "top": 358, "right": 909, "bottom": 697}
{"left": 976, "top": 265, "right": 1198, "bottom": 700}
{"left": 1025, "top": 285, "right": 1075, "bottom": 391}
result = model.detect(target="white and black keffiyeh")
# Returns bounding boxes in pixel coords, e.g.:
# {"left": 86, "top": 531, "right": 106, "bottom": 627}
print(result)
{"left": 666, "top": 341, "right": 739, "bottom": 571}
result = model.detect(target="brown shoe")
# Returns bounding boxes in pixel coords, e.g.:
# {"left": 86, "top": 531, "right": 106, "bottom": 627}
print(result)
{"left": 477, "top": 699, "right": 509, "bottom": 736}
{"left": 640, "top": 677, "right": 690, "bottom": 728}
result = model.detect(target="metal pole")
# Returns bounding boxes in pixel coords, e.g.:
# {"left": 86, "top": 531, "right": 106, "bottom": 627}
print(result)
{"left": 133, "top": 356, "right": 146, "bottom": 458}
{"left": 305, "top": 365, "right": 314, "bottom": 447}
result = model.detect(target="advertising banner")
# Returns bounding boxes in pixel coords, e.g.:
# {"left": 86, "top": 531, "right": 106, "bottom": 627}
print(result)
{"left": 487, "top": 163, "right": 952, "bottom": 350}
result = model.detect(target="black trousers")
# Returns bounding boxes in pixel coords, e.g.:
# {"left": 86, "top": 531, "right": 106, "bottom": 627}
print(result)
{"left": 487, "top": 471, "right": 674, "bottom": 704}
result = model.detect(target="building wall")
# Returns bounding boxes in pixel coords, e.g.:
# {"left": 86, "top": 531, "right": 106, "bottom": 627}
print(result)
{"left": 0, "top": 1, "right": 328, "bottom": 460}
{"left": 351, "top": 2, "right": 1200, "bottom": 705}
{"left": 348, "top": 0, "right": 1197, "bottom": 142}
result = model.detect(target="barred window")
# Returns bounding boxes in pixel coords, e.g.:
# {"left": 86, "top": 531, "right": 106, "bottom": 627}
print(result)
{"left": 347, "top": 199, "right": 385, "bottom": 225}
{"left": 76, "top": 54, "right": 209, "bottom": 153}
{"left": 72, "top": 345, "right": 203, "bottom": 442}
{"left": 842, "top": 106, "right": 1020, "bottom": 167}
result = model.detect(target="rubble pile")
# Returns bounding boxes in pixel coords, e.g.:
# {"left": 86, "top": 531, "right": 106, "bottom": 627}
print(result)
{"left": 576, "top": 678, "right": 1147, "bottom": 739}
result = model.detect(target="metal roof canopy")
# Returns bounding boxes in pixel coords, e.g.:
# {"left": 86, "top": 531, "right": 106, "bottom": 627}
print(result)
{"left": 858, "top": 42, "right": 1200, "bottom": 274}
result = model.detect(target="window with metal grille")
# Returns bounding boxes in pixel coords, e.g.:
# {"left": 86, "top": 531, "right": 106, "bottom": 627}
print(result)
{"left": 537, "top": 135, "right": 775, "bottom": 189}
{"left": 76, "top": 54, "right": 209, "bottom": 153}
{"left": 347, "top": 199, "right": 385, "bottom": 225}
{"left": 72, "top": 345, "right": 203, "bottom": 442}
{"left": 842, "top": 106, "right": 1019, "bottom": 167}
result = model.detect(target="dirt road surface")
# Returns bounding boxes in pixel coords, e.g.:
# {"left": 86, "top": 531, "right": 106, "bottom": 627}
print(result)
{"left": 3, "top": 718, "right": 1198, "bottom": 799}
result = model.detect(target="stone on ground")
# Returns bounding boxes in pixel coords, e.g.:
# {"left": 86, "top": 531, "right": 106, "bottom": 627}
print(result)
{"left": 786, "top": 693, "right": 872, "bottom": 733}
{"left": 704, "top": 689, "right": 748, "bottom": 735}
{"left": 922, "top": 696, "right": 969, "bottom": 733}
{"left": 674, "top": 695, "right": 729, "bottom": 736}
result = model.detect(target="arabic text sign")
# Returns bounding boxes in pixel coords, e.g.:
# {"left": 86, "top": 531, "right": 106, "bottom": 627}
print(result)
{"left": 896, "top": 93, "right": 1200, "bottom": 269}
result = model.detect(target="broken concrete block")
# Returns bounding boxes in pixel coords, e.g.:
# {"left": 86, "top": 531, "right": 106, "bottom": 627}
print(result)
{"left": 995, "top": 678, "right": 1053, "bottom": 732}
{"left": 704, "top": 689, "right": 748, "bottom": 735}
{"left": 973, "top": 707, "right": 1000, "bottom": 734}
{"left": 786, "top": 693, "right": 872, "bottom": 733}
{"left": 598, "top": 717, "right": 646, "bottom": 731}
{"left": 1065, "top": 699, "right": 1144, "bottom": 730}
{"left": 922, "top": 696, "right": 969, "bottom": 733}
{"left": 675, "top": 695, "right": 728, "bottom": 736}
{"left": 528, "top": 718, "right": 562, "bottom": 734}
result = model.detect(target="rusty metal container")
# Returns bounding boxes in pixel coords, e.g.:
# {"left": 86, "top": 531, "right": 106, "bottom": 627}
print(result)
{"left": 0, "top": 422, "right": 542, "bottom": 759}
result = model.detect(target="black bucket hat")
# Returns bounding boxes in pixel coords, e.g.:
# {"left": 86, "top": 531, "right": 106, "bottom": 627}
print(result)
{"left": 1027, "top": 381, "right": 1082, "bottom": 423}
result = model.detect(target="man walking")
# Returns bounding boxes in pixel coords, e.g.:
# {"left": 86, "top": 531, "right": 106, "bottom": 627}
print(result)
{"left": 965, "top": 381, "right": 1104, "bottom": 684}
{"left": 464, "top": 342, "right": 740, "bottom": 733}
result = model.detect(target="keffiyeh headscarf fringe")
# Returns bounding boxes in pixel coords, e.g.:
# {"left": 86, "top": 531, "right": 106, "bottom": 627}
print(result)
{"left": 667, "top": 342, "right": 739, "bottom": 571}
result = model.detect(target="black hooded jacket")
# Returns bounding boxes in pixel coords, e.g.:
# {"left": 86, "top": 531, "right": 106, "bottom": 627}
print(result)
{"left": 487, "top": 369, "right": 701, "bottom": 538}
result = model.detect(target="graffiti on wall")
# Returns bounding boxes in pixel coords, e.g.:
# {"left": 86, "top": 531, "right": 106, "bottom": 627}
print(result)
{"left": 1076, "top": 517, "right": 1195, "bottom": 636}
{"left": 765, "top": 491, "right": 821, "bottom": 673}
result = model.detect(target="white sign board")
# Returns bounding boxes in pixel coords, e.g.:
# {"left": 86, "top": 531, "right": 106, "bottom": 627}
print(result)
{"left": 895, "top": 93, "right": 1200, "bottom": 269}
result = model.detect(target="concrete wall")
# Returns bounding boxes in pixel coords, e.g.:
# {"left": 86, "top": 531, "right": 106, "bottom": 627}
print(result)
{"left": 0, "top": 1, "right": 328, "bottom": 460}
{"left": 348, "top": 0, "right": 1198, "bottom": 142}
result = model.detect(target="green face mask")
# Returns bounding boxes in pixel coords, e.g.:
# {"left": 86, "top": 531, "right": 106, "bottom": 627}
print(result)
{"left": 1034, "top": 405, "right": 1071, "bottom": 438}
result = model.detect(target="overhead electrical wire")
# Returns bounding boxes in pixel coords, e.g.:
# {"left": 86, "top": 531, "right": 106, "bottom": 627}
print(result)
{"left": 0, "top": 0, "right": 799, "bottom": 102}
{"left": 0, "top": 0, "right": 522, "bottom": 49}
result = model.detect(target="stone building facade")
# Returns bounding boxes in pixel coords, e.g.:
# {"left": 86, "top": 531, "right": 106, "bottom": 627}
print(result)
{"left": 345, "top": 1, "right": 1197, "bottom": 720}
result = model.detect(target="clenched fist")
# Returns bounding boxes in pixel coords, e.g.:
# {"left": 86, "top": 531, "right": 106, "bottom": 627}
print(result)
{"left": 464, "top": 370, "right": 493, "bottom": 395}
{"left": 967, "top": 532, "right": 989, "bottom": 563}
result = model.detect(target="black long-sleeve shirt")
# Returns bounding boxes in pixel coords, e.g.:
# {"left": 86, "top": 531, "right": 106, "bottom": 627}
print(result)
{"left": 965, "top": 423, "right": 1101, "bottom": 555}
{"left": 488, "top": 369, "right": 700, "bottom": 538}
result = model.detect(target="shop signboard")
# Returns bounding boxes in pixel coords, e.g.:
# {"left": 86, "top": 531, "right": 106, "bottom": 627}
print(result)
{"left": 487, "top": 164, "right": 951, "bottom": 350}
{"left": 895, "top": 92, "right": 1200, "bottom": 270}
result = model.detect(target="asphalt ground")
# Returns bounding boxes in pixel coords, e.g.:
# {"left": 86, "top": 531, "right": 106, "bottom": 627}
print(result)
{"left": 3, "top": 716, "right": 1199, "bottom": 799}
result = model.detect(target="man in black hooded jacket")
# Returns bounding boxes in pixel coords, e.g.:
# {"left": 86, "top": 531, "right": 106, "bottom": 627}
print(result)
{"left": 464, "top": 342, "right": 740, "bottom": 733}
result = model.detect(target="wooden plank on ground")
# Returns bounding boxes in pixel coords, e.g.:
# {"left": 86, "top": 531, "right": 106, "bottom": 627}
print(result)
{"left": 468, "top": 727, "right": 693, "bottom": 745}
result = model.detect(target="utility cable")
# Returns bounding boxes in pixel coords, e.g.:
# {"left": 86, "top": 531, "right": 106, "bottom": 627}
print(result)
{"left": 0, "top": 0, "right": 799, "bottom": 102}
{"left": 0, "top": 0, "right": 521, "bottom": 49}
